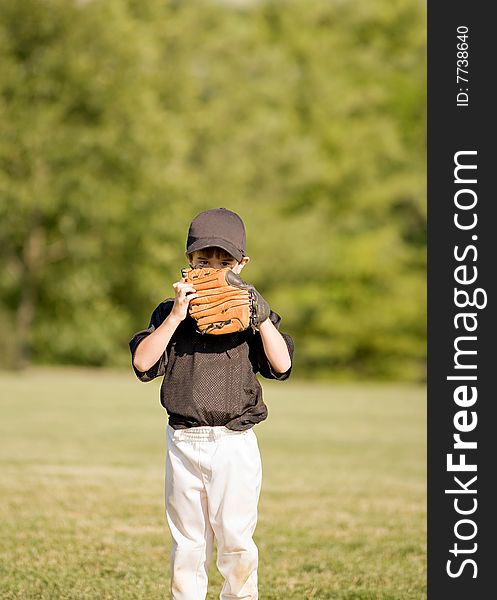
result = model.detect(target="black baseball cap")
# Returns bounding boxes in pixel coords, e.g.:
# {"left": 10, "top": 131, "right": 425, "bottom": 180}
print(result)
{"left": 186, "top": 208, "right": 246, "bottom": 262}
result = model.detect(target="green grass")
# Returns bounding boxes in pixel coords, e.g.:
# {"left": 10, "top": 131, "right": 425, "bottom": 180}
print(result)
{"left": 0, "top": 368, "right": 426, "bottom": 599}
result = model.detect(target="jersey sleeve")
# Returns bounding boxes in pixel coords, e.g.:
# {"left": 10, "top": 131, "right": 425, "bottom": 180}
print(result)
{"left": 254, "top": 310, "right": 294, "bottom": 381}
{"left": 129, "top": 300, "right": 174, "bottom": 382}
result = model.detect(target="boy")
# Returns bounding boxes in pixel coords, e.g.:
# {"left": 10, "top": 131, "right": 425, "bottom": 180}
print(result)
{"left": 129, "top": 208, "right": 294, "bottom": 599}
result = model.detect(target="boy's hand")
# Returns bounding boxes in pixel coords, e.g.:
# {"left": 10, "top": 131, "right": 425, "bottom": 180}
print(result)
{"left": 225, "top": 270, "right": 270, "bottom": 328}
{"left": 171, "top": 278, "right": 198, "bottom": 322}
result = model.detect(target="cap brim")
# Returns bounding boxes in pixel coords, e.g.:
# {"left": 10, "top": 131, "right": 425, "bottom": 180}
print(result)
{"left": 185, "top": 238, "right": 244, "bottom": 262}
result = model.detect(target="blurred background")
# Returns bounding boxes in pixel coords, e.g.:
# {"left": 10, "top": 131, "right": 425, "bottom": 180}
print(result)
{"left": 0, "top": 0, "right": 426, "bottom": 380}
{"left": 0, "top": 1, "right": 426, "bottom": 598}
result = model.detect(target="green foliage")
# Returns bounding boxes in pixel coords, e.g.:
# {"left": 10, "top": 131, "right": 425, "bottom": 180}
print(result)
{"left": 0, "top": 0, "right": 426, "bottom": 379}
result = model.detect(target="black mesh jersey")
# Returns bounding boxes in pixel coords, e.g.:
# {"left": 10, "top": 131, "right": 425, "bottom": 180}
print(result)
{"left": 129, "top": 299, "right": 294, "bottom": 430}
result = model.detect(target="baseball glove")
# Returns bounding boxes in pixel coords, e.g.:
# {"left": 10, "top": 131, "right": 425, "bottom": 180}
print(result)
{"left": 181, "top": 267, "right": 270, "bottom": 335}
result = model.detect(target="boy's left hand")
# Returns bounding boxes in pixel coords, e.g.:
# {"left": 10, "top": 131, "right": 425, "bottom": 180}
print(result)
{"left": 224, "top": 270, "right": 270, "bottom": 328}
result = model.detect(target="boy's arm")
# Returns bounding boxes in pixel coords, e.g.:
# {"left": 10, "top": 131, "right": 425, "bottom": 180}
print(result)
{"left": 258, "top": 318, "right": 292, "bottom": 374}
{"left": 132, "top": 278, "right": 198, "bottom": 374}
{"left": 132, "top": 312, "right": 182, "bottom": 373}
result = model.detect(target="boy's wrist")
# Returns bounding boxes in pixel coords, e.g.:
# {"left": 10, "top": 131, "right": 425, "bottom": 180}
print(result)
{"left": 166, "top": 311, "right": 183, "bottom": 328}
{"left": 257, "top": 317, "right": 272, "bottom": 332}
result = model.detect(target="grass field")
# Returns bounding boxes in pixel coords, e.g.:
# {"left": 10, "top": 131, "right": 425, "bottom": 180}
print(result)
{"left": 0, "top": 368, "right": 426, "bottom": 599}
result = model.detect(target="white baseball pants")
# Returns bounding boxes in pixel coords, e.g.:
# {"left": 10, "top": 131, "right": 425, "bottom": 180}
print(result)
{"left": 165, "top": 424, "right": 262, "bottom": 600}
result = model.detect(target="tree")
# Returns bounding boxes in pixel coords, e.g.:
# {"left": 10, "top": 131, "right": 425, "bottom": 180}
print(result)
{"left": 0, "top": 0, "right": 426, "bottom": 379}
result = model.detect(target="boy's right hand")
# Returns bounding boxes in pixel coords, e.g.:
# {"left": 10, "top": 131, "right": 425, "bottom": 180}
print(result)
{"left": 170, "top": 278, "right": 198, "bottom": 322}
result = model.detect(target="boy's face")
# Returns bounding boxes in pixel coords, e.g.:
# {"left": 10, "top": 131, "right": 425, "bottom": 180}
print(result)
{"left": 189, "top": 247, "right": 249, "bottom": 274}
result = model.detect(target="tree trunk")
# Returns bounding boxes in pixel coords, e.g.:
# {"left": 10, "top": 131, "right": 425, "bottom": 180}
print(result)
{"left": 15, "top": 217, "right": 45, "bottom": 369}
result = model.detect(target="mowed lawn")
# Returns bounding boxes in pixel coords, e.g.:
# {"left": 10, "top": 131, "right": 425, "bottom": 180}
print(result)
{"left": 0, "top": 368, "right": 426, "bottom": 599}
